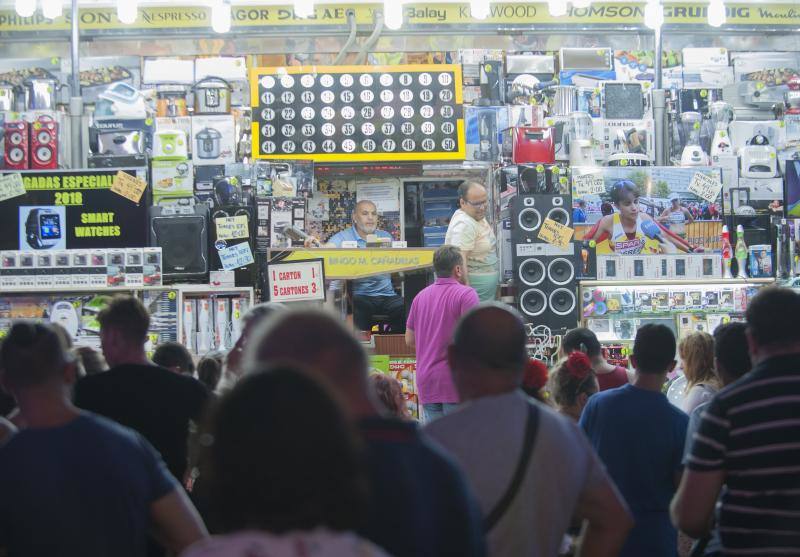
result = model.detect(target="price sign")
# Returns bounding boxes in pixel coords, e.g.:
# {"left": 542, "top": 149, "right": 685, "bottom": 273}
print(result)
{"left": 217, "top": 242, "right": 255, "bottom": 271}
{"left": 0, "top": 173, "right": 25, "bottom": 202}
{"left": 267, "top": 259, "right": 325, "bottom": 303}
{"left": 251, "top": 64, "right": 465, "bottom": 162}
{"left": 110, "top": 171, "right": 147, "bottom": 204}
{"left": 688, "top": 172, "right": 723, "bottom": 203}
{"left": 572, "top": 172, "right": 605, "bottom": 197}
{"left": 537, "top": 217, "right": 574, "bottom": 249}
{"left": 215, "top": 215, "right": 250, "bottom": 240}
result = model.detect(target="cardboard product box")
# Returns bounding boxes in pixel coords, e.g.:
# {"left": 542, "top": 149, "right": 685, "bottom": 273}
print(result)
{"left": 89, "top": 251, "right": 108, "bottom": 288}
{"left": 152, "top": 159, "right": 194, "bottom": 202}
{"left": 70, "top": 250, "right": 91, "bottom": 287}
{"left": 592, "top": 118, "right": 656, "bottom": 163}
{"left": 18, "top": 251, "right": 36, "bottom": 288}
{"left": 124, "top": 248, "right": 144, "bottom": 287}
{"left": 1, "top": 251, "right": 19, "bottom": 289}
{"left": 465, "top": 105, "right": 502, "bottom": 162}
{"left": 35, "top": 253, "right": 54, "bottom": 288}
{"left": 106, "top": 249, "right": 126, "bottom": 287}
{"left": 143, "top": 247, "right": 163, "bottom": 287}
{"left": 156, "top": 116, "right": 193, "bottom": 154}
{"left": 729, "top": 177, "right": 784, "bottom": 216}
{"left": 53, "top": 251, "right": 72, "bottom": 288}
{"left": 191, "top": 114, "right": 236, "bottom": 166}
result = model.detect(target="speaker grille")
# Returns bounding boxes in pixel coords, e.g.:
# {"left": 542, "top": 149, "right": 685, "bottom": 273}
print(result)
{"left": 548, "top": 257, "right": 575, "bottom": 285}
{"left": 518, "top": 258, "right": 545, "bottom": 286}
{"left": 520, "top": 288, "right": 547, "bottom": 317}
{"left": 546, "top": 207, "right": 570, "bottom": 226}
{"left": 150, "top": 213, "right": 208, "bottom": 281}
{"left": 518, "top": 207, "right": 542, "bottom": 232}
{"left": 550, "top": 288, "right": 577, "bottom": 316}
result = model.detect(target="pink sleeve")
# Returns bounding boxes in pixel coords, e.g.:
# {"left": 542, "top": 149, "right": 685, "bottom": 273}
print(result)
{"left": 406, "top": 298, "right": 416, "bottom": 330}
{"left": 461, "top": 288, "right": 480, "bottom": 313}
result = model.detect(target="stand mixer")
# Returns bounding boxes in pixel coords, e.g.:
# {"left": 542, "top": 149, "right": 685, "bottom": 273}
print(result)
{"left": 709, "top": 101, "right": 734, "bottom": 159}
{"left": 679, "top": 111, "right": 709, "bottom": 166}
{"left": 568, "top": 111, "right": 595, "bottom": 167}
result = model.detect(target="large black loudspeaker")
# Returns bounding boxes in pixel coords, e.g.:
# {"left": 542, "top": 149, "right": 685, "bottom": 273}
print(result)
{"left": 209, "top": 205, "right": 256, "bottom": 286}
{"left": 149, "top": 204, "right": 209, "bottom": 283}
{"left": 510, "top": 194, "right": 579, "bottom": 332}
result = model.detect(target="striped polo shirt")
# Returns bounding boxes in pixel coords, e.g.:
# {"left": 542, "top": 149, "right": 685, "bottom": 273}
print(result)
{"left": 687, "top": 353, "right": 800, "bottom": 555}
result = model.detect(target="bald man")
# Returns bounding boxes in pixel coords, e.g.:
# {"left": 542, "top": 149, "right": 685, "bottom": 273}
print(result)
{"left": 306, "top": 200, "right": 404, "bottom": 333}
{"left": 244, "top": 310, "right": 487, "bottom": 557}
{"left": 425, "top": 304, "right": 632, "bottom": 557}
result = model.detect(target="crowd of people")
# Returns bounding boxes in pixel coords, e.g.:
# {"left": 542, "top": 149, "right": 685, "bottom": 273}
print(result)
{"left": 1, "top": 243, "right": 799, "bottom": 557}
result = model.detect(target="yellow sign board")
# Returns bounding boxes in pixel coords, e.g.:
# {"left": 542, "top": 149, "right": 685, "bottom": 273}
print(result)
{"left": 110, "top": 171, "right": 147, "bottom": 204}
{"left": 275, "top": 248, "right": 436, "bottom": 279}
{"left": 2, "top": 3, "right": 796, "bottom": 33}
{"left": 215, "top": 215, "right": 250, "bottom": 240}
{"left": 537, "top": 218, "right": 575, "bottom": 249}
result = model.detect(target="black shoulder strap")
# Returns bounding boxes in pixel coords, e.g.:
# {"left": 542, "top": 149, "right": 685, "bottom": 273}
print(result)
{"left": 484, "top": 403, "right": 540, "bottom": 532}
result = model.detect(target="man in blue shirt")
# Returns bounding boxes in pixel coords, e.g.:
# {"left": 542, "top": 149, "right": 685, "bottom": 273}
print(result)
{"left": 312, "top": 199, "right": 405, "bottom": 333}
{"left": 580, "top": 323, "right": 689, "bottom": 557}
{"left": 0, "top": 322, "right": 207, "bottom": 557}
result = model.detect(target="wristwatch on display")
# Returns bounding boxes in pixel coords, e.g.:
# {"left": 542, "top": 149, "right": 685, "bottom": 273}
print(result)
{"left": 25, "top": 208, "right": 62, "bottom": 249}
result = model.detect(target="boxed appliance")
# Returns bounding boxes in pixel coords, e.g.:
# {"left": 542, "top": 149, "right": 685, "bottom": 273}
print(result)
{"left": 501, "top": 127, "right": 556, "bottom": 164}
{"left": 191, "top": 114, "right": 236, "bottom": 166}
{"left": 592, "top": 118, "right": 655, "bottom": 163}
{"left": 727, "top": 177, "right": 784, "bottom": 216}
{"left": 124, "top": 248, "right": 144, "bottom": 287}
{"left": 143, "top": 247, "right": 163, "bottom": 286}
{"left": 106, "top": 248, "right": 126, "bottom": 287}
{"left": 155, "top": 116, "right": 192, "bottom": 153}
{"left": 465, "top": 105, "right": 502, "bottom": 162}
{"left": 34, "top": 253, "right": 54, "bottom": 288}
{"left": 152, "top": 159, "right": 194, "bottom": 202}
{"left": 89, "top": 250, "right": 107, "bottom": 287}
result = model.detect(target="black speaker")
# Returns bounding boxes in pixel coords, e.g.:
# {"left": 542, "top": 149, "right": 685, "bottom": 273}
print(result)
{"left": 209, "top": 205, "right": 256, "bottom": 286}
{"left": 511, "top": 194, "right": 579, "bottom": 332}
{"left": 149, "top": 203, "right": 209, "bottom": 283}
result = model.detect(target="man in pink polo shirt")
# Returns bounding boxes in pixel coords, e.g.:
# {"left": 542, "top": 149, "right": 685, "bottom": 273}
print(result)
{"left": 405, "top": 245, "right": 480, "bottom": 422}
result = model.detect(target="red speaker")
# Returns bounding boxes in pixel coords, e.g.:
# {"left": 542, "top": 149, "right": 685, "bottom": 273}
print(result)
{"left": 30, "top": 116, "right": 58, "bottom": 170}
{"left": 4, "top": 121, "right": 29, "bottom": 170}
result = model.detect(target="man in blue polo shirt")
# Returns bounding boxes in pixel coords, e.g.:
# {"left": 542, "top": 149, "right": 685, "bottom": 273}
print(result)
{"left": 310, "top": 200, "right": 405, "bottom": 333}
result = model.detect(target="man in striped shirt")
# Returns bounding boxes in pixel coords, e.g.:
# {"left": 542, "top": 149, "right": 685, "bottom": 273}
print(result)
{"left": 672, "top": 287, "right": 800, "bottom": 555}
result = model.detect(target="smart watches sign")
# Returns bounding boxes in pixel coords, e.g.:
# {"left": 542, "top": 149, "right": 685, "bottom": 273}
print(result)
{"left": 0, "top": 169, "right": 150, "bottom": 251}
{"left": 250, "top": 64, "right": 465, "bottom": 162}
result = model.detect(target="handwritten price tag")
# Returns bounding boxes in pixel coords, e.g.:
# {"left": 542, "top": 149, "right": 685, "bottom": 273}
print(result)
{"left": 688, "top": 172, "right": 722, "bottom": 203}
{"left": 215, "top": 215, "right": 250, "bottom": 240}
{"left": 110, "top": 171, "right": 147, "bottom": 203}
{"left": 537, "top": 217, "right": 574, "bottom": 249}
{"left": 217, "top": 242, "right": 254, "bottom": 271}
{"left": 0, "top": 173, "right": 26, "bottom": 202}
{"left": 572, "top": 172, "right": 605, "bottom": 197}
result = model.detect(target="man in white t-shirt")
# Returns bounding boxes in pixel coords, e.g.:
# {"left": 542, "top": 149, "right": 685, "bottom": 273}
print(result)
{"left": 445, "top": 181, "right": 498, "bottom": 302}
{"left": 425, "top": 304, "right": 632, "bottom": 557}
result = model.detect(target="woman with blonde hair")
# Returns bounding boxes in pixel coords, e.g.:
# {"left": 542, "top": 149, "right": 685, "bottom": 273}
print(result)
{"left": 679, "top": 331, "right": 719, "bottom": 414}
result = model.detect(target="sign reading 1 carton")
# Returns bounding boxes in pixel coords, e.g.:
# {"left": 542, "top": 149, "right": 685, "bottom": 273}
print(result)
{"left": 251, "top": 64, "right": 465, "bottom": 162}
{"left": 268, "top": 258, "right": 326, "bottom": 303}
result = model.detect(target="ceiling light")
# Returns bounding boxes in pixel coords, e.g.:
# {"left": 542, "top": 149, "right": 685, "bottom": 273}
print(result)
{"left": 41, "top": 0, "right": 62, "bottom": 19}
{"left": 117, "top": 0, "right": 138, "bottom": 24}
{"left": 384, "top": 0, "right": 403, "bottom": 30}
{"left": 14, "top": 0, "right": 35, "bottom": 17}
{"left": 708, "top": 0, "right": 726, "bottom": 27}
{"left": 572, "top": 0, "right": 591, "bottom": 8}
{"left": 211, "top": 0, "right": 232, "bottom": 33}
{"left": 644, "top": 0, "right": 664, "bottom": 30}
{"left": 548, "top": 0, "right": 567, "bottom": 17}
{"left": 470, "top": 0, "right": 491, "bottom": 20}
{"left": 294, "top": 0, "right": 314, "bottom": 19}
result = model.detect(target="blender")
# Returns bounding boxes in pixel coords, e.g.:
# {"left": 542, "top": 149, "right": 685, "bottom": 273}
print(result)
{"left": 679, "top": 111, "right": 709, "bottom": 166}
{"left": 568, "top": 111, "right": 595, "bottom": 167}
{"left": 708, "top": 101, "right": 735, "bottom": 159}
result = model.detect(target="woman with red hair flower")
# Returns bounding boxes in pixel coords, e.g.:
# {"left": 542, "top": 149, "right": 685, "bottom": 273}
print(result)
{"left": 522, "top": 358, "right": 550, "bottom": 404}
{"left": 548, "top": 352, "right": 599, "bottom": 421}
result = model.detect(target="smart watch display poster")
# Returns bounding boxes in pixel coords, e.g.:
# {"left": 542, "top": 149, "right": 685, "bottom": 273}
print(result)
{"left": 250, "top": 64, "right": 465, "bottom": 162}
{"left": 0, "top": 169, "right": 150, "bottom": 251}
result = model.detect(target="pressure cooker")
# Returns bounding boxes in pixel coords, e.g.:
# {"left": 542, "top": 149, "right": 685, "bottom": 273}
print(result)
{"left": 196, "top": 127, "right": 222, "bottom": 159}
{"left": 192, "top": 76, "right": 232, "bottom": 115}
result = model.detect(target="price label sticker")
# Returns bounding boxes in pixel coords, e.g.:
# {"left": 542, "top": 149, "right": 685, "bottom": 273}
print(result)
{"left": 0, "top": 173, "right": 26, "bottom": 202}
{"left": 688, "top": 172, "right": 723, "bottom": 203}
{"left": 573, "top": 172, "right": 605, "bottom": 196}
{"left": 215, "top": 215, "right": 250, "bottom": 240}
{"left": 111, "top": 171, "right": 147, "bottom": 203}
{"left": 217, "top": 242, "right": 255, "bottom": 271}
{"left": 537, "top": 217, "right": 574, "bottom": 249}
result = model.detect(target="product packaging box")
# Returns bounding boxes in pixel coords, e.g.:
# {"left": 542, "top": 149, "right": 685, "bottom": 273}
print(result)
{"left": 53, "top": 251, "right": 72, "bottom": 288}
{"left": 71, "top": 250, "right": 91, "bottom": 288}
{"left": 749, "top": 245, "right": 773, "bottom": 277}
{"left": 18, "top": 252, "right": 36, "bottom": 288}
{"left": 35, "top": 253, "right": 54, "bottom": 288}
{"left": 155, "top": 116, "right": 193, "bottom": 154}
{"left": 191, "top": 114, "right": 236, "bottom": 166}
{"left": 1, "top": 251, "right": 19, "bottom": 289}
{"left": 125, "top": 248, "right": 144, "bottom": 287}
{"left": 107, "top": 249, "right": 126, "bottom": 287}
{"left": 143, "top": 247, "right": 163, "bottom": 286}
{"left": 89, "top": 251, "right": 107, "bottom": 288}
{"left": 152, "top": 159, "right": 194, "bottom": 202}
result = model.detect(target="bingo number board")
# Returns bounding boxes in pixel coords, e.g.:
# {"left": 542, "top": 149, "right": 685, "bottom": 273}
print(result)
{"left": 250, "top": 64, "right": 465, "bottom": 162}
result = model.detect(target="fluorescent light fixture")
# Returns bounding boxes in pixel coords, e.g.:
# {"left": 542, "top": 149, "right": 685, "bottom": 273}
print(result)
{"left": 470, "top": 0, "right": 491, "bottom": 19}
{"left": 294, "top": 0, "right": 315, "bottom": 19}
{"left": 41, "top": 0, "right": 62, "bottom": 19}
{"left": 14, "top": 0, "right": 35, "bottom": 17}
{"left": 384, "top": 0, "right": 403, "bottom": 30}
{"left": 117, "top": 0, "right": 138, "bottom": 24}
{"left": 548, "top": 0, "right": 567, "bottom": 17}
{"left": 644, "top": 0, "right": 664, "bottom": 29}
{"left": 572, "top": 0, "right": 592, "bottom": 8}
{"left": 708, "top": 0, "right": 726, "bottom": 27}
{"left": 211, "top": 0, "right": 232, "bottom": 33}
